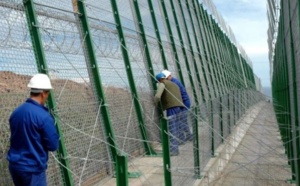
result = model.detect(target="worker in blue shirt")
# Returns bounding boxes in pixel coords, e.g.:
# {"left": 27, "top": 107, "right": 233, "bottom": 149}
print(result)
{"left": 7, "top": 73, "right": 59, "bottom": 186}
{"left": 162, "top": 70, "right": 193, "bottom": 143}
{"left": 154, "top": 72, "right": 184, "bottom": 156}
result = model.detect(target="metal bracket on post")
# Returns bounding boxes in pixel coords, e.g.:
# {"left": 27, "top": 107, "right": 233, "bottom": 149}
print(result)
{"left": 114, "top": 153, "right": 142, "bottom": 181}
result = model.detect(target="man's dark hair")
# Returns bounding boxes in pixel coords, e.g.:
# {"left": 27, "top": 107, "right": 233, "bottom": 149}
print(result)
{"left": 30, "top": 92, "right": 41, "bottom": 97}
{"left": 30, "top": 90, "right": 49, "bottom": 97}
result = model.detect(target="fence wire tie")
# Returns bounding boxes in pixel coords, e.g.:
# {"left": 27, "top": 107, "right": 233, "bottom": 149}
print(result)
{"left": 101, "top": 103, "right": 109, "bottom": 107}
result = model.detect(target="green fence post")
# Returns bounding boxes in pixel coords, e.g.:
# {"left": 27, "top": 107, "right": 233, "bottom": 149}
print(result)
{"left": 196, "top": 4, "right": 218, "bottom": 156}
{"left": 116, "top": 155, "right": 128, "bottom": 186}
{"left": 161, "top": 117, "right": 172, "bottom": 186}
{"left": 202, "top": 13, "right": 222, "bottom": 98}
{"left": 193, "top": 0, "right": 216, "bottom": 100}
{"left": 168, "top": 0, "right": 201, "bottom": 138}
{"left": 130, "top": 0, "right": 161, "bottom": 156}
{"left": 215, "top": 25, "right": 233, "bottom": 138}
{"left": 147, "top": 0, "right": 168, "bottom": 69}
{"left": 278, "top": 3, "right": 296, "bottom": 181}
{"left": 131, "top": 0, "right": 156, "bottom": 93}
{"left": 75, "top": 0, "right": 119, "bottom": 166}
{"left": 190, "top": 0, "right": 211, "bottom": 103}
{"left": 278, "top": 9, "right": 288, "bottom": 160}
{"left": 208, "top": 16, "right": 227, "bottom": 96}
{"left": 145, "top": 0, "right": 174, "bottom": 158}
{"left": 219, "top": 96, "right": 224, "bottom": 143}
{"left": 228, "top": 94, "right": 231, "bottom": 134}
{"left": 23, "top": 0, "right": 74, "bottom": 185}
{"left": 236, "top": 52, "right": 248, "bottom": 90}
{"left": 282, "top": 27, "right": 294, "bottom": 175}
{"left": 209, "top": 19, "right": 227, "bottom": 143}
{"left": 202, "top": 13, "right": 220, "bottom": 97}
{"left": 176, "top": 0, "right": 203, "bottom": 104}
{"left": 284, "top": 28, "right": 295, "bottom": 181}
{"left": 159, "top": 0, "right": 185, "bottom": 84}
{"left": 289, "top": 1, "right": 300, "bottom": 183}
{"left": 214, "top": 23, "right": 231, "bottom": 94}
{"left": 222, "top": 34, "right": 235, "bottom": 129}
{"left": 176, "top": 0, "right": 201, "bottom": 178}
{"left": 110, "top": 0, "right": 155, "bottom": 156}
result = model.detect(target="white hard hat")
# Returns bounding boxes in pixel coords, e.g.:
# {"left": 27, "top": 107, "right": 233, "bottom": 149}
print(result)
{"left": 27, "top": 73, "right": 53, "bottom": 92}
{"left": 161, "top": 70, "right": 171, "bottom": 78}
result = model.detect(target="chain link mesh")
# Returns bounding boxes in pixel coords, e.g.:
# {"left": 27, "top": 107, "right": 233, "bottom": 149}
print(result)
{"left": 0, "top": 0, "right": 273, "bottom": 185}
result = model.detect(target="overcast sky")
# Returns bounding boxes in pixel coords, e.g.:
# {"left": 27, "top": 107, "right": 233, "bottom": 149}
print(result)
{"left": 211, "top": 0, "right": 270, "bottom": 87}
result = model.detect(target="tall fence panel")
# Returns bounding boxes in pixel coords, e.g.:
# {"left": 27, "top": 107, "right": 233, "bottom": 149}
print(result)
{"left": 269, "top": 0, "right": 300, "bottom": 185}
{"left": 0, "top": 0, "right": 263, "bottom": 185}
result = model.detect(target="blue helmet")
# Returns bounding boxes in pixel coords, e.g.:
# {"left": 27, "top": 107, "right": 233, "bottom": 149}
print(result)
{"left": 155, "top": 72, "right": 166, "bottom": 81}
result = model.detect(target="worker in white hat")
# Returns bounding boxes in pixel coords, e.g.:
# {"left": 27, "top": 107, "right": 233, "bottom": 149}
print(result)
{"left": 161, "top": 70, "right": 193, "bottom": 143}
{"left": 7, "top": 73, "right": 59, "bottom": 186}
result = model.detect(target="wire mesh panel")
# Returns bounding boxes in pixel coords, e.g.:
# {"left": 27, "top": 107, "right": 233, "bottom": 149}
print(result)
{"left": 284, "top": 4, "right": 298, "bottom": 185}
{"left": 199, "top": 102, "right": 213, "bottom": 171}
{"left": 186, "top": 50, "right": 200, "bottom": 103}
{"left": 84, "top": 0, "right": 145, "bottom": 160}
{"left": 118, "top": 0, "right": 158, "bottom": 156}
{"left": 118, "top": 0, "right": 169, "bottom": 158}
{"left": 0, "top": 0, "right": 265, "bottom": 185}
{"left": 150, "top": 0, "right": 168, "bottom": 42}
{"left": 167, "top": 109, "right": 198, "bottom": 185}
{"left": 222, "top": 94, "right": 230, "bottom": 139}
{"left": 33, "top": 1, "right": 112, "bottom": 185}
{"left": 229, "top": 91, "right": 235, "bottom": 133}
{"left": 201, "top": 44, "right": 218, "bottom": 98}
{"left": 192, "top": 64, "right": 211, "bottom": 102}
{"left": 163, "top": 0, "right": 195, "bottom": 105}
{"left": 191, "top": 5, "right": 214, "bottom": 101}
{"left": 0, "top": 1, "right": 40, "bottom": 185}
{"left": 270, "top": 0, "right": 300, "bottom": 184}
{"left": 151, "top": 0, "right": 178, "bottom": 75}
{"left": 135, "top": 0, "right": 166, "bottom": 143}
{"left": 212, "top": 99, "right": 222, "bottom": 149}
{"left": 198, "top": 32, "right": 216, "bottom": 99}
{"left": 137, "top": 0, "right": 164, "bottom": 70}
{"left": 187, "top": 0, "right": 211, "bottom": 101}
{"left": 290, "top": 0, "right": 300, "bottom": 124}
{"left": 181, "top": 1, "right": 198, "bottom": 53}
{"left": 188, "top": 52, "right": 204, "bottom": 103}
{"left": 174, "top": 45, "right": 194, "bottom": 104}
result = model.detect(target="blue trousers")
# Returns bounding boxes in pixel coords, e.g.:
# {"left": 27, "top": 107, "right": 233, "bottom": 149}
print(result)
{"left": 9, "top": 166, "right": 47, "bottom": 186}
{"left": 167, "top": 107, "right": 182, "bottom": 153}
{"left": 178, "top": 107, "right": 193, "bottom": 142}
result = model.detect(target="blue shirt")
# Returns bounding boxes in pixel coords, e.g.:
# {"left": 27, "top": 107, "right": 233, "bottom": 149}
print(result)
{"left": 7, "top": 98, "right": 59, "bottom": 172}
{"left": 171, "top": 77, "right": 191, "bottom": 108}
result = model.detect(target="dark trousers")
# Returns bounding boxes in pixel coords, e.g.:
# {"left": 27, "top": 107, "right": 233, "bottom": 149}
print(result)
{"left": 9, "top": 166, "right": 47, "bottom": 186}
{"left": 178, "top": 108, "right": 193, "bottom": 142}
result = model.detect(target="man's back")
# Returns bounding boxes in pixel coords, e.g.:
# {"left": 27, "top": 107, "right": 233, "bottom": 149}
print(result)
{"left": 160, "top": 80, "right": 183, "bottom": 111}
{"left": 7, "top": 98, "right": 59, "bottom": 172}
{"left": 170, "top": 77, "right": 190, "bottom": 108}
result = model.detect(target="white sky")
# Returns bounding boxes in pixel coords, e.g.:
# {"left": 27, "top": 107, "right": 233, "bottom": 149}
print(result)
{"left": 211, "top": 0, "right": 270, "bottom": 87}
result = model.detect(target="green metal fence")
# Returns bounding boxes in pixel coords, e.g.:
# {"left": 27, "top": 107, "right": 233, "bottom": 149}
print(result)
{"left": 0, "top": 0, "right": 263, "bottom": 185}
{"left": 268, "top": 0, "right": 300, "bottom": 185}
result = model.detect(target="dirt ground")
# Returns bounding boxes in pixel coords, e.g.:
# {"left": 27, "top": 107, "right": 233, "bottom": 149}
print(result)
{"left": 0, "top": 71, "right": 31, "bottom": 93}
